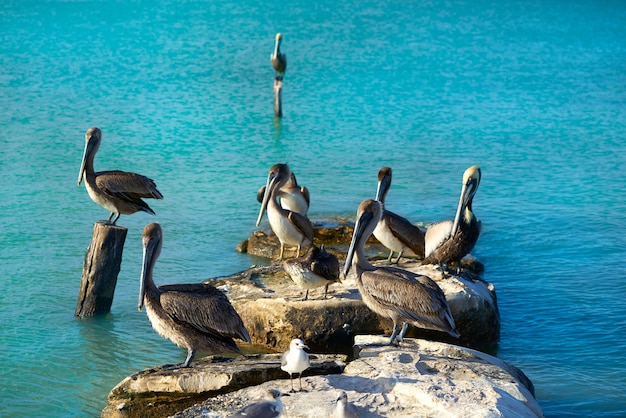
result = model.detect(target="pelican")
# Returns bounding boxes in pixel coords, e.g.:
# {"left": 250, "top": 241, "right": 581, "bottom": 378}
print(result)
{"left": 343, "top": 200, "right": 459, "bottom": 345}
{"left": 256, "top": 164, "right": 314, "bottom": 260}
{"left": 77, "top": 127, "right": 163, "bottom": 225}
{"left": 138, "top": 223, "right": 251, "bottom": 368}
{"left": 270, "top": 33, "right": 287, "bottom": 79}
{"left": 283, "top": 245, "right": 340, "bottom": 300}
{"left": 372, "top": 167, "right": 425, "bottom": 263}
{"left": 333, "top": 391, "right": 360, "bottom": 418}
{"left": 281, "top": 338, "right": 310, "bottom": 393}
{"left": 421, "top": 166, "right": 482, "bottom": 273}
{"left": 230, "top": 389, "right": 289, "bottom": 418}
{"left": 256, "top": 171, "right": 310, "bottom": 216}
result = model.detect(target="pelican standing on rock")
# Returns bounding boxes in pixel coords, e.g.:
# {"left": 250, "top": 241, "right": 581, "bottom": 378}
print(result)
{"left": 281, "top": 338, "right": 310, "bottom": 393}
{"left": 77, "top": 127, "right": 163, "bottom": 225}
{"left": 271, "top": 33, "right": 287, "bottom": 79}
{"left": 230, "top": 389, "right": 289, "bottom": 418}
{"left": 344, "top": 200, "right": 460, "bottom": 345}
{"left": 256, "top": 171, "right": 310, "bottom": 216}
{"left": 138, "top": 223, "right": 251, "bottom": 368}
{"left": 283, "top": 245, "right": 340, "bottom": 300}
{"left": 421, "top": 166, "right": 482, "bottom": 273}
{"left": 372, "top": 167, "right": 425, "bottom": 263}
{"left": 256, "top": 164, "right": 314, "bottom": 259}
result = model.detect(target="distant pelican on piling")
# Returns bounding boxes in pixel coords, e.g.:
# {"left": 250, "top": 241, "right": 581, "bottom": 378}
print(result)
{"left": 77, "top": 127, "right": 163, "bottom": 225}
{"left": 256, "top": 164, "right": 314, "bottom": 260}
{"left": 281, "top": 338, "right": 310, "bottom": 393}
{"left": 256, "top": 171, "right": 310, "bottom": 216}
{"left": 230, "top": 388, "right": 289, "bottom": 418}
{"left": 138, "top": 223, "right": 251, "bottom": 368}
{"left": 422, "top": 166, "right": 482, "bottom": 273}
{"left": 372, "top": 167, "right": 425, "bottom": 263}
{"left": 271, "top": 33, "right": 287, "bottom": 79}
{"left": 283, "top": 245, "right": 340, "bottom": 300}
{"left": 344, "top": 199, "right": 459, "bottom": 345}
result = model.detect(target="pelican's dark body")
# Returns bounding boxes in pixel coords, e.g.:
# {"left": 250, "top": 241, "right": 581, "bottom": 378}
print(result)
{"left": 139, "top": 223, "right": 251, "bottom": 367}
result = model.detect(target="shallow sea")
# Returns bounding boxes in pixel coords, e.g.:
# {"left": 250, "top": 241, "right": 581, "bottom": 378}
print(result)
{"left": 1, "top": 0, "right": 626, "bottom": 416}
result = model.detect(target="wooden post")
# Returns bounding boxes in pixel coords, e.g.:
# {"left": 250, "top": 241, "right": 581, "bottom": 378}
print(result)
{"left": 75, "top": 221, "right": 128, "bottom": 317}
{"left": 274, "top": 77, "right": 283, "bottom": 118}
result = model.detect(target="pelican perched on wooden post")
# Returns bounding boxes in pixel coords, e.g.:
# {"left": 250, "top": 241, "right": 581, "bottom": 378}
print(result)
{"left": 256, "top": 164, "right": 314, "bottom": 260}
{"left": 138, "top": 223, "right": 251, "bottom": 368}
{"left": 77, "top": 127, "right": 163, "bottom": 225}
{"left": 271, "top": 33, "right": 287, "bottom": 80}
{"left": 256, "top": 171, "right": 310, "bottom": 216}
{"left": 344, "top": 200, "right": 459, "bottom": 345}
{"left": 421, "top": 166, "right": 482, "bottom": 273}
{"left": 283, "top": 245, "right": 340, "bottom": 300}
{"left": 372, "top": 167, "right": 425, "bottom": 263}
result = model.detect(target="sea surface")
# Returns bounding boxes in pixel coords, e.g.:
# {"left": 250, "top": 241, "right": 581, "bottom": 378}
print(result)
{"left": 1, "top": 0, "right": 625, "bottom": 416}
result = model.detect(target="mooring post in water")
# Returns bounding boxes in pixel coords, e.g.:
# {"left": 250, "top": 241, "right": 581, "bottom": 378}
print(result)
{"left": 274, "top": 76, "right": 283, "bottom": 118}
{"left": 75, "top": 221, "right": 127, "bottom": 317}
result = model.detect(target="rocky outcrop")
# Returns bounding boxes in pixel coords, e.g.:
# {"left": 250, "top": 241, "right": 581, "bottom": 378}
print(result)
{"left": 101, "top": 354, "right": 347, "bottom": 418}
{"left": 102, "top": 224, "right": 513, "bottom": 417}
{"left": 172, "top": 336, "right": 543, "bottom": 418}
{"left": 211, "top": 259, "right": 499, "bottom": 353}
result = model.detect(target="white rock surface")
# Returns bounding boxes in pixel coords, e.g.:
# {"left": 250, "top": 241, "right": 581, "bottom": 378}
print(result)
{"left": 174, "top": 336, "right": 543, "bottom": 418}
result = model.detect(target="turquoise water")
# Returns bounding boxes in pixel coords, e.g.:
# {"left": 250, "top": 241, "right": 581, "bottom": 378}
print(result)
{"left": 1, "top": 0, "right": 626, "bottom": 416}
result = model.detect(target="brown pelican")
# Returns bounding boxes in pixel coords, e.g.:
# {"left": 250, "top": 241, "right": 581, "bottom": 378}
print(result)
{"left": 256, "top": 164, "right": 314, "bottom": 259}
{"left": 343, "top": 199, "right": 459, "bottom": 345}
{"left": 283, "top": 245, "right": 340, "bottom": 300}
{"left": 138, "top": 223, "right": 251, "bottom": 368}
{"left": 230, "top": 389, "right": 289, "bottom": 418}
{"left": 77, "top": 127, "right": 163, "bottom": 225}
{"left": 256, "top": 172, "right": 310, "bottom": 216}
{"left": 270, "top": 33, "right": 287, "bottom": 79}
{"left": 372, "top": 167, "right": 425, "bottom": 263}
{"left": 333, "top": 391, "right": 360, "bottom": 418}
{"left": 421, "top": 166, "right": 482, "bottom": 273}
{"left": 281, "top": 338, "right": 310, "bottom": 393}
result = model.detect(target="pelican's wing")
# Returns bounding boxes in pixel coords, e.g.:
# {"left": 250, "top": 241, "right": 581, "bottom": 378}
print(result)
{"left": 96, "top": 170, "right": 163, "bottom": 200}
{"left": 384, "top": 210, "right": 425, "bottom": 257}
{"left": 361, "top": 270, "right": 457, "bottom": 335}
{"left": 159, "top": 285, "right": 251, "bottom": 342}
{"left": 424, "top": 220, "right": 453, "bottom": 257}
{"left": 288, "top": 211, "right": 314, "bottom": 243}
{"left": 310, "top": 249, "right": 340, "bottom": 281}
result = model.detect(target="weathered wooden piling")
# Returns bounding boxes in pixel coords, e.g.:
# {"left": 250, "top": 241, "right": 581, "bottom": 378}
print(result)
{"left": 75, "top": 221, "right": 127, "bottom": 317}
{"left": 274, "top": 76, "right": 283, "bottom": 118}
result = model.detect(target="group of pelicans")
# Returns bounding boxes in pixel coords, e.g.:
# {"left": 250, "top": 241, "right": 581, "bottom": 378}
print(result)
{"left": 77, "top": 126, "right": 481, "bottom": 417}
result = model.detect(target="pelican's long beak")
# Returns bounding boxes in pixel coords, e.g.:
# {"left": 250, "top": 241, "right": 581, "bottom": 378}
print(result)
{"left": 375, "top": 173, "right": 392, "bottom": 202}
{"left": 451, "top": 175, "right": 479, "bottom": 236}
{"left": 256, "top": 172, "right": 278, "bottom": 227}
{"left": 77, "top": 140, "right": 90, "bottom": 186}
{"left": 138, "top": 244, "right": 149, "bottom": 311}
{"left": 343, "top": 202, "right": 378, "bottom": 278}
{"left": 138, "top": 234, "right": 160, "bottom": 311}
{"left": 78, "top": 131, "right": 98, "bottom": 186}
